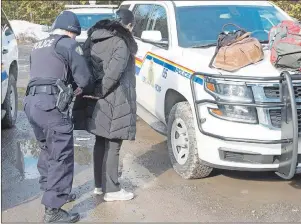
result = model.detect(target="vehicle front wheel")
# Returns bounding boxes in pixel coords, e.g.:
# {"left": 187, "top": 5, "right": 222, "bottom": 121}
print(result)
{"left": 2, "top": 75, "right": 18, "bottom": 129}
{"left": 167, "top": 102, "right": 213, "bottom": 179}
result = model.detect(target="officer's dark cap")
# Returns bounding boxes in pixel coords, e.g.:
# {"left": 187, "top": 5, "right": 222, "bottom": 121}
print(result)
{"left": 52, "top": 11, "right": 81, "bottom": 36}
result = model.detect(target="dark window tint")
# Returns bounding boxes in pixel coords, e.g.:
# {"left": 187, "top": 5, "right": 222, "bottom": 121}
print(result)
{"left": 119, "top": 4, "right": 130, "bottom": 10}
{"left": 132, "top": 4, "right": 154, "bottom": 38}
{"left": 148, "top": 5, "right": 168, "bottom": 41}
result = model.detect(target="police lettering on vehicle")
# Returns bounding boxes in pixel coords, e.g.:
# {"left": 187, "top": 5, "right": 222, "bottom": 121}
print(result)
{"left": 175, "top": 67, "right": 191, "bottom": 79}
{"left": 155, "top": 84, "right": 161, "bottom": 92}
{"left": 33, "top": 38, "right": 55, "bottom": 50}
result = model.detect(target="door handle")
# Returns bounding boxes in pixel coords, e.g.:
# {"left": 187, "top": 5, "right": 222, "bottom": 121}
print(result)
{"left": 2, "top": 49, "right": 8, "bottom": 54}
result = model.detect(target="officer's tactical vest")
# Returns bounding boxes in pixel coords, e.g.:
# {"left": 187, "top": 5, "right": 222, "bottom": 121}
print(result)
{"left": 30, "top": 35, "right": 68, "bottom": 81}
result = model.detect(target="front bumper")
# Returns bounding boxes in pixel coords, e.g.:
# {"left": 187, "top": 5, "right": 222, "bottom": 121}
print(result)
{"left": 195, "top": 132, "right": 301, "bottom": 172}
{"left": 191, "top": 71, "right": 301, "bottom": 179}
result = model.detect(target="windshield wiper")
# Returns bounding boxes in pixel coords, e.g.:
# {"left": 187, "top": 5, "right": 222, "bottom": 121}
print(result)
{"left": 191, "top": 43, "right": 217, "bottom": 48}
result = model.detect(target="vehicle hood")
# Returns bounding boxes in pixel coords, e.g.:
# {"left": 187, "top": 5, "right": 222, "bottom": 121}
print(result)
{"left": 182, "top": 46, "right": 281, "bottom": 77}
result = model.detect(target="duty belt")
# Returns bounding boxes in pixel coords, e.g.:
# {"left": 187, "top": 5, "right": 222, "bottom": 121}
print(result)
{"left": 27, "top": 85, "right": 59, "bottom": 96}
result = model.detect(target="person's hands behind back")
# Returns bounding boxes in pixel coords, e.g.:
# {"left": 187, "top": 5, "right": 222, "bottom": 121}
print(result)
{"left": 74, "top": 87, "right": 83, "bottom": 96}
{"left": 82, "top": 95, "right": 100, "bottom": 100}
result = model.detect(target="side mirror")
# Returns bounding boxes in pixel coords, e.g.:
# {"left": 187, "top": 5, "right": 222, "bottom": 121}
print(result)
{"left": 141, "top": 30, "right": 162, "bottom": 42}
{"left": 42, "top": 25, "right": 51, "bottom": 32}
{"left": 141, "top": 30, "right": 168, "bottom": 46}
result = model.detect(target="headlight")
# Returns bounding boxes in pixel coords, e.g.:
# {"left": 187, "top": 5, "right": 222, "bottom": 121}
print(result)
{"left": 205, "top": 79, "right": 258, "bottom": 124}
{"left": 205, "top": 79, "right": 253, "bottom": 102}
{"left": 208, "top": 105, "right": 258, "bottom": 124}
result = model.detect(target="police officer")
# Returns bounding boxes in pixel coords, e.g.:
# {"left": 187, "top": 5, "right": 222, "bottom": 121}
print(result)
{"left": 24, "top": 11, "right": 91, "bottom": 223}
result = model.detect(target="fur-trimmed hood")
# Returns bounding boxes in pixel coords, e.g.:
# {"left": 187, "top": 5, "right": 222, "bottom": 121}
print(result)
{"left": 88, "top": 19, "right": 138, "bottom": 55}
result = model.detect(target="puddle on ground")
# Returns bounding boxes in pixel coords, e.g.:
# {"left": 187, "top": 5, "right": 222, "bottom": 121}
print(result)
{"left": 16, "top": 140, "right": 40, "bottom": 180}
{"left": 15, "top": 139, "right": 93, "bottom": 180}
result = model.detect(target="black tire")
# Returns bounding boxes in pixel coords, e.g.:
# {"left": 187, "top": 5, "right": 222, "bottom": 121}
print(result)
{"left": 167, "top": 102, "right": 213, "bottom": 179}
{"left": 2, "top": 75, "right": 18, "bottom": 129}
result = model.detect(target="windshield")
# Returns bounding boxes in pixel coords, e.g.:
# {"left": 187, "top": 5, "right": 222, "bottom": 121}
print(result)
{"left": 175, "top": 5, "right": 288, "bottom": 48}
{"left": 76, "top": 13, "right": 114, "bottom": 31}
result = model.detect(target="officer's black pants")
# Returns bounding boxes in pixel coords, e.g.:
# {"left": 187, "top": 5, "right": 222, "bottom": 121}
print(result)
{"left": 93, "top": 136, "right": 122, "bottom": 193}
{"left": 24, "top": 94, "right": 74, "bottom": 209}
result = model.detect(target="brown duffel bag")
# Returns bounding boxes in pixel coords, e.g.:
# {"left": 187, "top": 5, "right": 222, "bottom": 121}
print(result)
{"left": 212, "top": 28, "right": 264, "bottom": 72}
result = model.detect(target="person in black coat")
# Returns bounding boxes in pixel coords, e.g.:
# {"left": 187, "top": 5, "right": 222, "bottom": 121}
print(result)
{"left": 73, "top": 9, "right": 137, "bottom": 201}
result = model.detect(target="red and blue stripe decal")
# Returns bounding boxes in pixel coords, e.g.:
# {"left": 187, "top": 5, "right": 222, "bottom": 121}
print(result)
{"left": 135, "top": 52, "right": 203, "bottom": 85}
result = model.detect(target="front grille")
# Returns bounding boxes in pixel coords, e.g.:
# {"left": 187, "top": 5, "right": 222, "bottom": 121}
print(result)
{"left": 264, "top": 86, "right": 301, "bottom": 98}
{"left": 269, "top": 109, "right": 301, "bottom": 132}
{"left": 219, "top": 150, "right": 275, "bottom": 164}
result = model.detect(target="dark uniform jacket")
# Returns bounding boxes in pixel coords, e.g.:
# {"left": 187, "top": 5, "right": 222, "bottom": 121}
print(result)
{"left": 73, "top": 20, "right": 138, "bottom": 140}
{"left": 27, "top": 35, "right": 91, "bottom": 115}
{"left": 29, "top": 34, "right": 91, "bottom": 89}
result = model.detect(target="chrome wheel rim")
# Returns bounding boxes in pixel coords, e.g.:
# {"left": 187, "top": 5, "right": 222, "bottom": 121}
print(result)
{"left": 171, "top": 118, "right": 189, "bottom": 165}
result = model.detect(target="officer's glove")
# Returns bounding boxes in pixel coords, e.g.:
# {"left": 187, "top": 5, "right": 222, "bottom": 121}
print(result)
{"left": 74, "top": 87, "right": 83, "bottom": 96}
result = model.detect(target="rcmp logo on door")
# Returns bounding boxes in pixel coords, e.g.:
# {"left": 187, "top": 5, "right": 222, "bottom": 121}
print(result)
{"left": 147, "top": 59, "right": 155, "bottom": 87}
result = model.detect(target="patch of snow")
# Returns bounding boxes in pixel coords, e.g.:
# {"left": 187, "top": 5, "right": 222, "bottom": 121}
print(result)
{"left": 10, "top": 20, "right": 49, "bottom": 42}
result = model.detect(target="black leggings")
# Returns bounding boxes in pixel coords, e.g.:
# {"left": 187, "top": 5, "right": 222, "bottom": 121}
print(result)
{"left": 93, "top": 136, "right": 123, "bottom": 193}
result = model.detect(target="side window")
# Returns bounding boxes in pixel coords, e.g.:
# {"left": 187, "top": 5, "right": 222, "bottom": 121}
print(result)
{"left": 119, "top": 4, "right": 130, "bottom": 10}
{"left": 132, "top": 4, "right": 154, "bottom": 38}
{"left": 148, "top": 5, "right": 169, "bottom": 41}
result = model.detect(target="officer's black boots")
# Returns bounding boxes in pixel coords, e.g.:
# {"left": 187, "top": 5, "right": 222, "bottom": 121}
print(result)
{"left": 44, "top": 207, "right": 80, "bottom": 223}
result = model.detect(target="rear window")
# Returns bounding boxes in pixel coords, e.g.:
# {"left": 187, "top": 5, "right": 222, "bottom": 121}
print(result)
{"left": 175, "top": 5, "right": 287, "bottom": 48}
{"left": 76, "top": 13, "right": 114, "bottom": 31}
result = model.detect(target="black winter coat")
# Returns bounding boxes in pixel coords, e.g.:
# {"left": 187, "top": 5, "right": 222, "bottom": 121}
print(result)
{"left": 72, "top": 20, "right": 138, "bottom": 140}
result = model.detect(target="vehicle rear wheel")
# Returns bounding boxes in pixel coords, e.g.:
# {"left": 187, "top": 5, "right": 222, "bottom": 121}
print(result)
{"left": 2, "top": 75, "right": 18, "bottom": 129}
{"left": 167, "top": 102, "right": 213, "bottom": 179}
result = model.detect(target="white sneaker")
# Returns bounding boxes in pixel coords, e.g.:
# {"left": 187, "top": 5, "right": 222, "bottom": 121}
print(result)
{"left": 94, "top": 188, "right": 103, "bottom": 195}
{"left": 103, "top": 189, "right": 134, "bottom": 202}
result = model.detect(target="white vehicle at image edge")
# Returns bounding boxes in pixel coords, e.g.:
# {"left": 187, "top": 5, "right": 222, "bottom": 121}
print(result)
{"left": 1, "top": 10, "right": 18, "bottom": 129}
{"left": 119, "top": 1, "right": 301, "bottom": 180}
{"left": 64, "top": 3, "right": 117, "bottom": 43}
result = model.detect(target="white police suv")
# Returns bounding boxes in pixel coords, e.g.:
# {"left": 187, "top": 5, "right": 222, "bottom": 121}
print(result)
{"left": 1, "top": 10, "right": 18, "bottom": 129}
{"left": 120, "top": 1, "right": 301, "bottom": 180}
{"left": 64, "top": 3, "right": 117, "bottom": 43}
